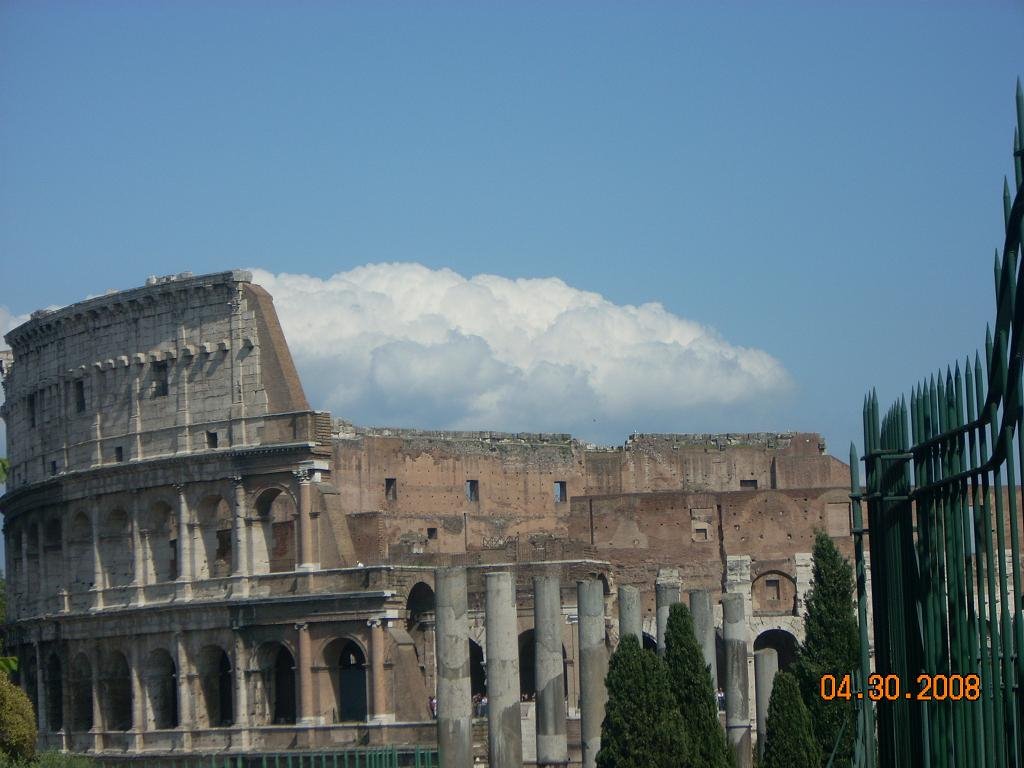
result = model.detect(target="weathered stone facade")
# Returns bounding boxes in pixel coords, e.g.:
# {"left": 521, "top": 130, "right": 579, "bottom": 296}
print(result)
{"left": 1, "top": 271, "right": 855, "bottom": 763}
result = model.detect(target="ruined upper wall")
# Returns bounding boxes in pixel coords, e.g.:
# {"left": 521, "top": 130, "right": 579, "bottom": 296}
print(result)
{"left": 1, "top": 271, "right": 312, "bottom": 490}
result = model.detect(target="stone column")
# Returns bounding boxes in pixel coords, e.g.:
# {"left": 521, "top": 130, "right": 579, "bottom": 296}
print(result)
{"left": 91, "top": 648, "right": 103, "bottom": 750}
{"left": 754, "top": 648, "right": 778, "bottom": 760}
{"left": 232, "top": 478, "right": 250, "bottom": 579}
{"left": 723, "top": 593, "right": 751, "bottom": 768}
{"left": 90, "top": 513, "right": 104, "bottom": 608}
{"left": 616, "top": 585, "right": 641, "bottom": 645}
{"left": 175, "top": 486, "right": 193, "bottom": 587}
{"left": 233, "top": 634, "right": 251, "bottom": 748}
{"left": 130, "top": 645, "right": 145, "bottom": 750}
{"left": 435, "top": 567, "right": 472, "bottom": 768}
{"left": 534, "top": 575, "right": 567, "bottom": 766}
{"left": 175, "top": 633, "right": 193, "bottom": 749}
{"left": 21, "top": 527, "right": 31, "bottom": 606}
{"left": 36, "top": 524, "right": 46, "bottom": 613}
{"left": 35, "top": 643, "right": 47, "bottom": 733}
{"left": 485, "top": 571, "right": 523, "bottom": 768}
{"left": 131, "top": 493, "right": 146, "bottom": 594}
{"left": 688, "top": 590, "right": 717, "bottom": 688}
{"left": 655, "top": 571, "right": 681, "bottom": 656}
{"left": 369, "top": 618, "right": 392, "bottom": 722}
{"left": 577, "top": 579, "right": 607, "bottom": 768}
{"left": 295, "top": 470, "right": 316, "bottom": 570}
{"left": 296, "top": 622, "right": 315, "bottom": 724}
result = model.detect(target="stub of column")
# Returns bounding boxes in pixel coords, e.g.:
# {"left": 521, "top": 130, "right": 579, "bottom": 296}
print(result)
{"left": 655, "top": 575, "right": 681, "bottom": 656}
{"left": 688, "top": 590, "right": 717, "bottom": 689}
{"left": 754, "top": 648, "right": 779, "bottom": 759}
{"left": 534, "top": 575, "right": 568, "bottom": 766}
{"left": 723, "top": 593, "right": 751, "bottom": 768}
{"left": 131, "top": 493, "right": 146, "bottom": 597}
{"left": 233, "top": 634, "right": 251, "bottom": 748}
{"left": 175, "top": 486, "right": 193, "bottom": 589}
{"left": 369, "top": 619, "right": 393, "bottom": 723}
{"left": 297, "top": 623, "right": 316, "bottom": 724}
{"left": 486, "top": 571, "right": 523, "bottom": 768}
{"left": 617, "top": 585, "right": 642, "bottom": 645}
{"left": 296, "top": 472, "right": 317, "bottom": 570}
{"left": 435, "top": 567, "right": 473, "bottom": 768}
{"left": 577, "top": 579, "right": 608, "bottom": 768}
{"left": 175, "top": 634, "right": 193, "bottom": 750}
{"left": 232, "top": 478, "right": 250, "bottom": 581}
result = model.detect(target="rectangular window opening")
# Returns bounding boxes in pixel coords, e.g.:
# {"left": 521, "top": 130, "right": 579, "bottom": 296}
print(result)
{"left": 153, "top": 361, "right": 169, "bottom": 398}
{"left": 114, "top": 446, "right": 124, "bottom": 463}
{"left": 50, "top": 461, "right": 57, "bottom": 476}
{"left": 554, "top": 480, "right": 568, "bottom": 504}
{"left": 740, "top": 479, "right": 758, "bottom": 489}
{"left": 427, "top": 527, "right": 438, "bottom": 540}
{"left": 385, "top": 478, "right": 398, "bottom": 501}
{"left": 206, "top": 431, "right": 219, "bottom": 449}
{"left": 75, "top": 380, "right": 86, "bottom": 413}
{"left": 28, "top": 393, "right": 36, "bottom": 428}
{"left": 465, "top": 479, "right": 479, "bottom": 502}
{"left": 766, "top": 578, "right": 781, "bottom": 601}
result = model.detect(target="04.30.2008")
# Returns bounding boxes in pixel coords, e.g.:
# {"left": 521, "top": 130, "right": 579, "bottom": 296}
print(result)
{"left": 819, "top": 673, "right": 980, "bottom": 702}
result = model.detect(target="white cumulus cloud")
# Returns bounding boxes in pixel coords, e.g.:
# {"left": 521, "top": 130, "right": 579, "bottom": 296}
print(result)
{"left": 250, "top": 264, "right": 793, "bottom": 441}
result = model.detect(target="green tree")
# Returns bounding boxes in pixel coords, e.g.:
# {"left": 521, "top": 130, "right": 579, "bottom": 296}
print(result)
{"left": 597, "top": 634, "right": 690, "bottom": 768}
{"left": 664, "top": 603, "right": 731, "bottom": 767}
{"left": 794, "top": 531, "right": 859, "bottom": 765}
{"left": 763, "top": 671, "right": 821, "bottom": 768}
{"left": 0, "top": 672, "right": 36, "bottom": 762}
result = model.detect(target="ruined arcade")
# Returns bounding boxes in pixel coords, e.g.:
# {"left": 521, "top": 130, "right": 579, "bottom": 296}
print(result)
{"left": 0, "top": 270, "right": 857, "bottom": 763}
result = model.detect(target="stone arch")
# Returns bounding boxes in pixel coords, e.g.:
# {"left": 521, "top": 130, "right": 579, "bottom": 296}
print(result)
{"left": 754, "top": 629, "right": 799, "bottom": 670}
{"left": 69, "top": 654, "right": 93, "bottom": 731}
{"left": 256, "top": 642, "right": 297, "bottom": 725}
{"left": 517, "top": 630, "right": 568, "bottom": 699}
{"left": 99, "top": 508, "right": 133, "bottom": 588}
{"left": 751, "top": 571, "right": 797, "bottom": 615}
{"left": 100, "top": 650, "right": 132, "bottom": 731}
{"left": 252, "top": 487, "right": 296, "bottom": 574}
{"left": 45, "top": 653, "right": 63, "bottom": 732}
{"left": 195, "top": 495, "right": 233, "bottom": 579}
{"left": 641, "top": 632, "right": 658, "bottom": 653}
{"left": 406, "top": 582, "right": 435, "bottom": 630}
{"left": 142, "top": 500, "right": 177, "bottom": 583}
{"left": 68, "top": 512, "right": 94, "bottom": 596}
{"left": 197, "top": 645, "right": 234, "bottom": 727}
{"left": 324, "top": 637, "right": 368, "bottom": 723}
{"left": 144, "top": 648, "right": 178, "bottom": 729}
{"left": 469, "top": 639, "right": 486, "bottom": 698}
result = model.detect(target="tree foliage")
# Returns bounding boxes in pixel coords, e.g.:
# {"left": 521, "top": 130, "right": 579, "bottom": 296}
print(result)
{"left": 664, "top": 603, "right": 731, "bottom": 768}
{"left": 794, "top": 531, "right": 859, "bottom": 765}
{"left": 763, "top": 671, "right": 821, "bottom": 768}
{"left": 597, "top": 634, "right": 689, "bottom": 768}
{"left": 0, "top": 673, "right": 36, "bottom": 763}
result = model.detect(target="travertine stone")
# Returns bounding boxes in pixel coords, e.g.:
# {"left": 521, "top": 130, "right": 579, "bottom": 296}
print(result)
{"left": 486, "top": 571, "right": 523, "bottom": 768}
{"left": 534, "top": 575, "right": 568, "bottom": 766}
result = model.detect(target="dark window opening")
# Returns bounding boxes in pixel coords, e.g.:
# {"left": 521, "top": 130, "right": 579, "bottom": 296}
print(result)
{"left": 554, "top": 480, "right": 568, "bottom": 503}
{"left": 153, "top": 361, "right": 169, "bottom": 398}
{"left": 740, "top": 479, "right": 758, "bottom": 489}
{"left": 766, "top": 577, "right": 781, "bottom": 601}
{"left": 215, "top": 528, "right": 232, "bottom": 564}
{"left": 168, "top": 540, "right": 179, "bottom": 581}
{"left": 50, "top": 461, "right": 57, "bottom": 476}
{"left": 114, "top": 446, "right": 124, "bottom": 463}
{"left": 28, "top": 394, "right": 36, "bottom": 428}
{"left": 385, "top": 477, "right": 397, "bottom": 501}
{"left": 206, "top": 431, "right": 219, "bottom": 449}
{"left": 75, "top": 380, "right": 86, "bottom": 413}
{"left": 466, "top": 479, "right": 479, "bottom": 502}
{"left": 427, "top": 527, "right": 438, "bottom": 540}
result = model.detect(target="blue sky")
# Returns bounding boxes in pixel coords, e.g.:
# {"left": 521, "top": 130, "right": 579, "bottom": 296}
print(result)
{"left": 1, "top": 1, "right": 1022, "bottom": 479}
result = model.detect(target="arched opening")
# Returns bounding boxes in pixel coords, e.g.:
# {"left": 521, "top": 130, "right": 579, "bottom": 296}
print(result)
{"left": 24, "top": 652, "right": 38, "bottom": 721}
{"left": 751, "top": 571, "right": 797, "bottom": 615}
{"left": 517, "top": 630, "right": 568, "bottom": 700}
{"left": 144, "top": 648, "right": 178, "bottom": 729}
{"left": 197, "top": 645, "right": 234, "bottom": 727}
{"left": 43, "top": 519, "right": 62, "bottom": 598}
{"left": 99, "top": 509, "right": 133, "bottom": 588}
{"left": 195, "top": 496, "right": 233, "bottom": 579}
{"left": 253, "top": 489, "right": 296, "bottom": 574}
{"left": 101, "top": 651, "right": 132, "bottom": 731}
{"left": 46, "top": 653, "right": 63, "bottom": 732}
{"left": 68, "top": 513, "right": 94, "bottom": 598}
{"left": 26, "top": 523, "right": 40, "bottom": 597}
{"left": 469, "top": 639, "right": 486, "bottom": 698}
{"left": 406, "top": 582, "right": 435, "bottom": 630}
{"left": 70, "top": 654, "right": 93, "bottom": 731}
{"left": 753, "top": 629, "right": 799, "bottom": 670}
{"left": 325, "top": 638, "right": 368, "bottom": 723}
{"left": 257, "top": 643, "right": 296, "bottom": 725}
{"left": 143, "top": 501, "right": 177, "bottom": 583}
{"left": 642, "top": 633, "right": 658, "bottom": 653}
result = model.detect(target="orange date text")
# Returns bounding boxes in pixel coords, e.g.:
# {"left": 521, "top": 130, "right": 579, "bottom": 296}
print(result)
{"left": 819, "top": 673, "right": 980, "bottom": 702}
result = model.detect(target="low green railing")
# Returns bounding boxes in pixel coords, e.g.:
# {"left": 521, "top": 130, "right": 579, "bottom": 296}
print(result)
{"left": 90, "top": 747, "right": 438, "bottom": 768}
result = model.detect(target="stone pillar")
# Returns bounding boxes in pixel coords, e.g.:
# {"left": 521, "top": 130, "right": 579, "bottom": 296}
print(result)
{"left": 21, "top": 527, "right": 31, "bottom": 606}
{"left": 655, "top": 570, "right": 681, "bottom": 656}
{"left": 296, "top": 622, "right": 315, "bottom": 724}
{"left": 369, "top": 618, "right": 392, "bottom": 722}
{"left": 688, "top": 590, "right": 717, "bottom": 688}
{"left": 296, "top": 470, "right": 316, "bottom": 570}
{"left": 175, "top": 486, "right": 193, "bottom": 586}
{"left": 35, "top": 642, "right": 47, "bottom": 733}
{"left": 534, "top": 575, "right": 568, "bottom": 766}
{"left": 754, "top": 648, "right": 778, "bottom": 759}
{"left": 131, "top": 493, "right": 146, "bottom": 593}
{"left": 616, "top": 585, "right": 641, "bottom": 645}
{"left": 90, "top": 513, "right": 104, "bottom": 607}
{"left": 723, "top": 594, "right": 751, "bottom": 768}
{"left": 130, "top": 645, "right": 145, "bottom": 750}
{"left": 485, "top": 571, "right": 523, "bottom": 768}
{"left": 91, "top": 648, "right": 103, "bottom": 750}
{"left": 577, "top": 579, "right": 607, "bottom": 768}
{"left": 435, "top": 567, "right": 473, "bottom": 768}
{"left": 36, "top": 524, "right": 46, "bottom": 612}
{"left": 232, "top": 478, "right": 250, "bottom": 579}
{"left": 233, "top": 634, "right": 251, "bottom": 748}
{"left": 175, "top": 633, "right": 193, "bottom": 749}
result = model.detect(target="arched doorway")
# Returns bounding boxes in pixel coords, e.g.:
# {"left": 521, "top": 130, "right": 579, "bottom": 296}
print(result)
{"left": 325, "top": 638, "right": 368, "bottom": 722}
{"left": 258, "top": 643, "right": 296, "bottom": 725}
{"left": 45, "top": 653, "right": 63, "bottom": 732}
{"left": 69, "top": 654, "right": 93, "bottom": 731}
{"left": 253, "top": 489, "right": 296, "bottom": 574}
{"left": 518, "top": 630, "right": 568, "bottom": 699}
{"left": 100, "top": 509, "right": 133, "bottom": 588}
{"left": 406, "top": 582, "right": 435, "bottom": 630}
{"left": 195, "top": 496, "right": 233, "bottom": 579}
{"left": 68, "top": 513, "right": 94, "bottom": 599}
{"left": 102, "top": 651, "right": 132, "bottom": 731}
{"left": 197, "top": 645, "right": 234, "bottom": 726}
{"left": 144, "top": 648, "right": 178, "bottom": 729}
{"left": 143, "top": 501, "right": 177, "bottom": 583}
{"left": 642, "top": 633, "right": 658, "bottom": 653}
{"left": 753, "top": 629, "right": 799, "bottom": 670}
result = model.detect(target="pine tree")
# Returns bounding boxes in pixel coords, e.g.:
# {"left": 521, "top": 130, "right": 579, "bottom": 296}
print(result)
{"left": 794, "top": 530, "right": 859, "bottom": 765}
{"left": 763, "top": 671, "right": 821, "bottom": 768}
{"left": 597, "top": 634, "right": 690, "bottom": 768}
{"left": 664, "top": 603, "right": 731, "bottom": 768}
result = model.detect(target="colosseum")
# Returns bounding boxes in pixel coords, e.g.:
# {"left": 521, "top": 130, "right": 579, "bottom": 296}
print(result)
{"left": 0, "top": 270, "right": 857, "bottom": 765}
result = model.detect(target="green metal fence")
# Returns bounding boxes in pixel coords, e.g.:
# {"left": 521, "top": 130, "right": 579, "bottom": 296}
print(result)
{"left": 853, "top": 82, "right": 1024, "bottom": 768}
{"left": 90, "top": 747, "right": 438, "bottom": 768}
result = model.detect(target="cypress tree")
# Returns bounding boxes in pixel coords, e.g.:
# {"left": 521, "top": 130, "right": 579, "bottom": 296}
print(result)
{"left": 763, "top": 671, "right": 821, "bottom": 768}
{"left": 0, "top": 671, "right": 37, "bottom": 762}
{"left": 597, "top": 634, "right": 689, "bottom": 768}
{"left": 664, "top": 603, "right": 731, "bottom": 768}
{"left": 794, "top": 530, "right": 859, "bottom": 764}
